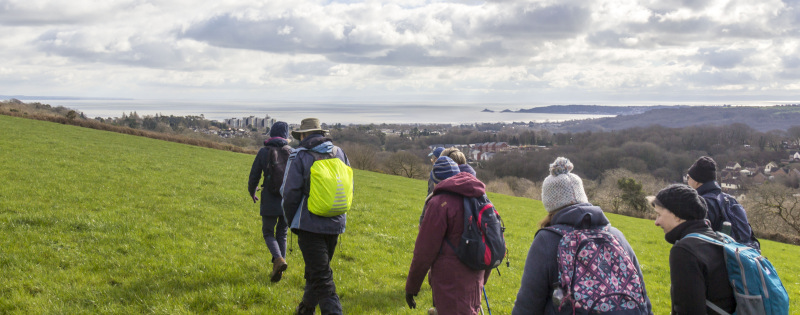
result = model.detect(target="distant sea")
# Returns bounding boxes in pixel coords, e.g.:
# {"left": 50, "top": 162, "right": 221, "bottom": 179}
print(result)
{"left": 25, "top": 99, "right": 613, "bottom": 124}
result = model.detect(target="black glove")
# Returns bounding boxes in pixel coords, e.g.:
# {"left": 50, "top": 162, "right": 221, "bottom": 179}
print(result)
{"left": 405, "top": 293, "right": 417, "bottom": 309}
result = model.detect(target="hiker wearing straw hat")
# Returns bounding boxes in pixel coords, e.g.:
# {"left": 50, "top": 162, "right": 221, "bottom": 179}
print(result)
{"left": 283, "top": 118, "right": 352, "bottom": 315}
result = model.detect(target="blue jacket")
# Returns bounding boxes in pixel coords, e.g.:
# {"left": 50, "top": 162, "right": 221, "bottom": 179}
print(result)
{"left": 281, "top": 134, "right": 349, "bottom": 235}
{"left": 248, "top": 137, "right": 290, "bottom": 217}
{"left": 512, "top": 203, "right": 653, "bottom": 315}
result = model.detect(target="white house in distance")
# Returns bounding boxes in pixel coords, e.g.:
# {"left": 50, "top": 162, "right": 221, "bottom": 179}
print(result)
{"left": 726, "top": 162, "right": 742, "bottom": 170}
{"left": 791, "top": 151, "right": 800, "bottom": 162}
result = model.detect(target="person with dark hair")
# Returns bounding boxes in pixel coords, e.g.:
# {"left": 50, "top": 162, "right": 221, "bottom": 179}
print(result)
{"left": 282, "top": 118, "right": 351, "bottom": 315}
{"left": 687, "top": 156, "right": 760, "bottom": 249}
{"left": 650, "top": 184, "right": 735, "bottom": 314}
{"left": 513, "top": 157, "right": 652, "bottom": 315}
{"left": 248, "top": 121, "right": 292, "bottom": 282}
{"left": 406, "top": 156, "right": 490, "bottom": 315}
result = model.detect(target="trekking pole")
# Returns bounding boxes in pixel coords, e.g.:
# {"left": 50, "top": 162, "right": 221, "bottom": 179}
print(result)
{"left": 483, "top": 286, "right": 492, "bottom": 315}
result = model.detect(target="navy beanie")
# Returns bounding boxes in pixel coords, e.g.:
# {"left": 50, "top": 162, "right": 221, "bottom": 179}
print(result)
{"left": 688, "top": 156, "right": 717, "bottom": 183}
{"left": 430, "top": 156, "right": 460, "bottom": 184}
{"left": 269, "top": 121, "right": 289, "bottom": 139}
{"left": 655, "top": 184, "right": 707, "bottom": 221}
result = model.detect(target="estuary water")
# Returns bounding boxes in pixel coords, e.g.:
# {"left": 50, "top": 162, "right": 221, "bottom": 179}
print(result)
{"left": 27, "top": 99, "right": 613, "bottom": 124}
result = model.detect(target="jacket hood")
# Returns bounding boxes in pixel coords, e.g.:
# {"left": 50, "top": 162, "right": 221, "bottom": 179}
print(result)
{"left": 264, "top": 137, "right": 289, "bottom": 147}
{"left": 300, "top": 133, "right": 333, "bottom": 152}
{"left": 695, "top": 181, "right": 721, "bottom": 196}
{"left": 432, "top": 172, "right": 485, "bottom": 198}
{"left": 551, "top": 203, "right": 610, "bottom": 228}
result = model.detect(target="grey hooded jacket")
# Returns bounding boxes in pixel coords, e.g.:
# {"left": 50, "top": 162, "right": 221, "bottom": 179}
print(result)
{"left": 281, "top": 134, "right": 350, "bottom": 235}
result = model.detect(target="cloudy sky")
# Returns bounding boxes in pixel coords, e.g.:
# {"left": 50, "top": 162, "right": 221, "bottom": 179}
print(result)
{"left": 2, "top": 0, "right": 799, "bottom": 106}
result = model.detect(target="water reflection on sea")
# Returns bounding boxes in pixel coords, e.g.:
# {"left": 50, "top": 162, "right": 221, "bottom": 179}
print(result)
{"left": 28, "top": 99, "right": 612, "bottom": 124}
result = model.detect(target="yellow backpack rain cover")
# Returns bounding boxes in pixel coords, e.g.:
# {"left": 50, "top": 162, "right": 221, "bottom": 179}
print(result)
{"left": 307, "top": 150, "right": 353, "bottom": 217}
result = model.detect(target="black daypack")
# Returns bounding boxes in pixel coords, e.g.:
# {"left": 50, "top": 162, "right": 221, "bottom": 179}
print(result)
{"left": 265, "top": 144, "right": 292, "bottom": 196}
{"left": 703, "top": 192, "right": 761, "bottom": 251}
{"left": 446, "top": 194, "right": 507, "bottom": 271}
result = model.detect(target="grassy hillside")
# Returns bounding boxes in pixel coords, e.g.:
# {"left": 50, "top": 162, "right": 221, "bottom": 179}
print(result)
{"left": 1, "top": 114, "right": 797, "bottom": 314}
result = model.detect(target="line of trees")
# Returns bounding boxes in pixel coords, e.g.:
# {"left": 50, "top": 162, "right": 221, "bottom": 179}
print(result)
{"left": 329, "top": 122, "right": 800, "bottom": 242}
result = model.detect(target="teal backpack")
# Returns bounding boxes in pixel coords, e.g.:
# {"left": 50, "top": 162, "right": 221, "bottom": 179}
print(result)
{"left": 683, "top": 233, "right": 789, "bottom": 315}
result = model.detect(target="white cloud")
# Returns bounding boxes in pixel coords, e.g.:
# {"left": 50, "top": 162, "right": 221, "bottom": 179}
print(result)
{"left": 0, "top": 0, "right": 798, "bottom": 103}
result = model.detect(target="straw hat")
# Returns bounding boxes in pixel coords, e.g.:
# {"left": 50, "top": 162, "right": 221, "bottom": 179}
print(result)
{"left": 291, "top": 118, "right": 328, "bottom": 139}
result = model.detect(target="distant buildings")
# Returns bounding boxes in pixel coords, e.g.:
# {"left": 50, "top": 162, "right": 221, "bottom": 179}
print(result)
{"left": 714, "top": 157, "right": 800, "bottom": 195}
{"left": 429, "top": 142, "right": 516, "bottom": 162}
{"left": 224, "top": 115, "right": 275, "bottom": 131}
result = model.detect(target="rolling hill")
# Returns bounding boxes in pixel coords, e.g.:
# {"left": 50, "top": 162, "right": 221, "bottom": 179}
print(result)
{"left": 557, "top": 105, "right": 800, "bottom": 132}
{"left": 1, "top": 114, "right": 798, "bottom": 314}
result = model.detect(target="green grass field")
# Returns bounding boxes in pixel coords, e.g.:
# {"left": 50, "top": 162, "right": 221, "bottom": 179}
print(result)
{"left": 1, "top": 114, "right": 798, "bottom": 314}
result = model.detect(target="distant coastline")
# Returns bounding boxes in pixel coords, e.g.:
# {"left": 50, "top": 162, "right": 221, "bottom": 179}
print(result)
{"left": 488, "top": 105, "right": 687, "bottom": 116}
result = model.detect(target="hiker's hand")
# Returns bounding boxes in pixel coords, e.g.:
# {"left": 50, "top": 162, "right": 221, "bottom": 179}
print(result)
{"left": 252, "top": 187, "right": 261, "bottom": 203}
{"left": 405, "top": 293, "right": 416, "bottom": 309}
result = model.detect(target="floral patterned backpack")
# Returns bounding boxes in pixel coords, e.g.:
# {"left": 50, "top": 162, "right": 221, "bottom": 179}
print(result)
{"left": 541, "top": 225, "right": 647, "bottom": 313}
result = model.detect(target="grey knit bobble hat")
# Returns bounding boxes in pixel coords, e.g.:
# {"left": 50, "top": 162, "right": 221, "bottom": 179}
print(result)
{"left": 541, "top": 157, "right": 589, "bottom": 212}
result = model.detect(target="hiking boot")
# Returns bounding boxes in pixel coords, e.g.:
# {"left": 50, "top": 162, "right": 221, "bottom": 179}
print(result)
{"left": 295, "top": 302, "right": 315, "bottom": 315}
{"left": 270, "top": 257, "right": 287, "bottom": 283}
{"left": 428, "top": 307, "right": 438, "bottom": 315}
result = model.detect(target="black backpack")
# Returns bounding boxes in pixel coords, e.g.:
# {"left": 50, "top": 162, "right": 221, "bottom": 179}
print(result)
{"left": 265, "top": 144, "right": 292, "bottom": 196}
{"left": 703, "top": 192, "right": 761, "bottom": 251}
{"left": 445, "top": 194, "right": 507, "bottom": 270}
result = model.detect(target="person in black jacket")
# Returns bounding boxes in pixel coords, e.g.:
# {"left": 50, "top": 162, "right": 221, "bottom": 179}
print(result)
{"left": 248, "top": 121, "right": 292, "bottom": 283}
{"left": 686, "top": 156, "right": 760, "bottom": 250}
{"left": 650, "top": 184, "right": 735, "bottom": 315}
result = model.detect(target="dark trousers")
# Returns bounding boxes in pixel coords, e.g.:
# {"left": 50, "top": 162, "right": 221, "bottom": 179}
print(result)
{"left": 261, "top": 216, "right": 288, "bottom": 262}
{"left": 296, "top": 230, "right": 342, "bottom": 315}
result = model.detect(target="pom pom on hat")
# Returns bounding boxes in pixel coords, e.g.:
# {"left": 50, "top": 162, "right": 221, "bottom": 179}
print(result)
{"left": 550, "top": 157, "right": 574, "bottom": 176}
{"left": 542, "top": 157, "right": 588, "bottom": 212}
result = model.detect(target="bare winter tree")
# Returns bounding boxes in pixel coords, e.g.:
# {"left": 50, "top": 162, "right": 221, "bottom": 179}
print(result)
{"left": 383, "top": 151, "right": 428, "bottom": 179}
{"left": 747, "top": 183, "right": 800, "bottom": 236}
{"left": 339, "top": 142, "right": 379, "bottom": 171}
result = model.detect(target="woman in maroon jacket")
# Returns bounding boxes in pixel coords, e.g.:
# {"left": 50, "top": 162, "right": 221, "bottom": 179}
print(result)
{"left": 406, "top": 156, "right": 490, "bottom": 315}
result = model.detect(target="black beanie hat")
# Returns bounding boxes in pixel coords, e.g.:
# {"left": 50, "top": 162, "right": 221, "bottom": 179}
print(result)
{"left": 688, "top": 156, "right": 717, "bottom": 183}
{"left": 655, "top": 184, "right": 707, "bottom": 221}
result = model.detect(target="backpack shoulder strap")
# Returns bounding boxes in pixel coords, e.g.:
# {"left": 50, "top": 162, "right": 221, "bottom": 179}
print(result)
{"left": 717, "top": 193, "right": 733, "bottom": 222}
{"left": 266, "top": 145, "right": 279, "bottom": 168}
{"left": 706, "top": 300, "right": 731, "bottom": 315}
{"left": 702, "top": 192, "right": 730, "bottom": 228}
{"left": 682, "top": 232, "right": 731, "bottom": 246}
{"left": 291, "top": 146, "right": 306, "bottom": 159}
{"left": 439, "top": 192, "right": 466, "bottom": 252}
{"left": 535, "top": 225, "right": 572, "bottom": 238}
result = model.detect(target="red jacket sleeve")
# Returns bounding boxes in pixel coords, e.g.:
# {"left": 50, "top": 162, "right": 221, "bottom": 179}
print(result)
{"left": 405, "top": 194, "right": 451, "bottom": 295}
